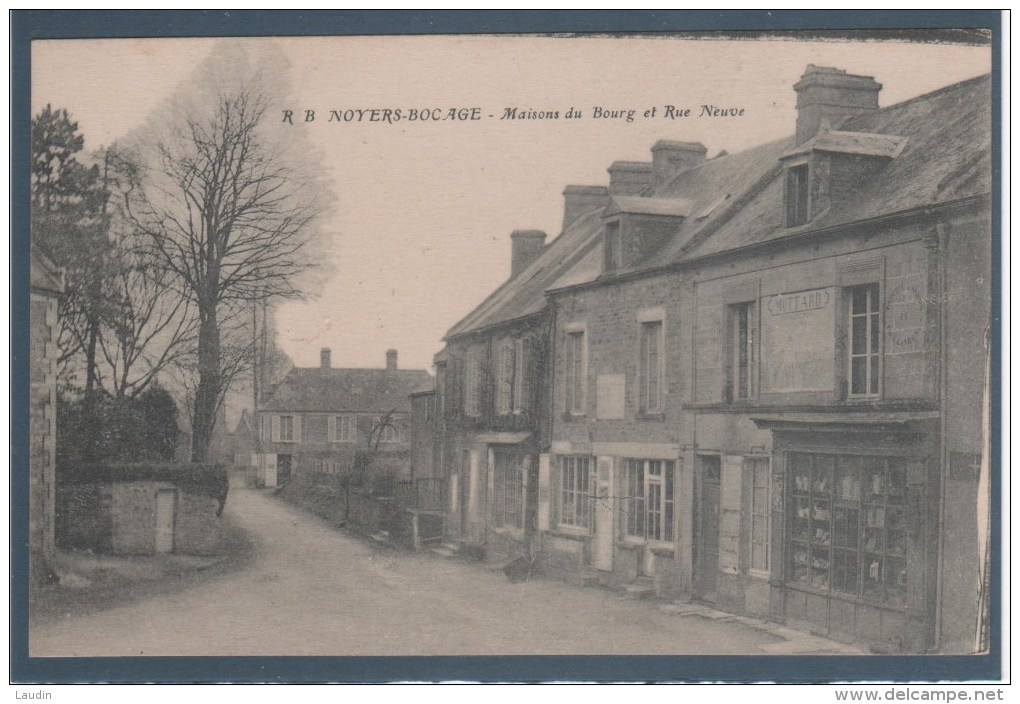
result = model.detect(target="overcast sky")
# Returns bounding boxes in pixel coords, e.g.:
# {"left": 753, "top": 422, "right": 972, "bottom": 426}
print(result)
{"left": 32, "top": 34, "right": 991, "bottom": 376}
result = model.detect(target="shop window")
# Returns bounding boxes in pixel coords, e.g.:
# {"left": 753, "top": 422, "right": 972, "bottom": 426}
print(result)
{"left": 728, "top": 302, "right": 757, "bottom": 401}
{"left": 557, "top": 456, "right": 593, "bottom": 530}
{"left": 622, "top": 459, "right": 676, "bottom": 543}
{"left": 789, "top": 452, "right": 907, "bottom": 608}
{"left": 639, "top": 320, "right": 664, "bottom": 413}
{"left": 565, "top": 329, "right": 587, "bottom": 415}
{"left": 786, "top": 164, "right": 809, "bottom": 226}
{"left": 492, "top": 450, "right": 525, "bottom": 530}
{"left": 747, "top": 457, "right": 770, "bottom": 573}
{"left": 848, "top": 284, "right": 881, "bottom": 397}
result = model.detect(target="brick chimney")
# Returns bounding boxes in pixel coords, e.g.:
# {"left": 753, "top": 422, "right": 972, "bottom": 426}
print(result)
{"left": 386, "top": 349, "right": 398, "bottom": 371}
{"left": 651, "top": 140, "right": 707, "bottom": 188}
{"left": 608, "top": 161, "right": 653, "bottom": 195}
{"left": 320, "top": 347, "right": 331, "bottom": 370}
{"left": 510, "top": 230, "right": 547, "bottom": 277}
{"left": 794, "top": 65, "right": 882, "bottom": 145}
{"left": 562, "top": 185, "right": 610, "bottom": 231}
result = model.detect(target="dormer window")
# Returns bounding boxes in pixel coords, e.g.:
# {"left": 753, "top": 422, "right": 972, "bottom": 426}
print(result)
{"left": 786, "top": 164, "right": 809, "bottom": 227}
{"left": 604, "top": 220, "right": 622, "bottom": 273}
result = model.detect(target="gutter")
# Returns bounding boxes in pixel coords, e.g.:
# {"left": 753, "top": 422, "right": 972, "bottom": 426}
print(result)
{"left": 545, "top": 194, "right": 989, "bottom": 298}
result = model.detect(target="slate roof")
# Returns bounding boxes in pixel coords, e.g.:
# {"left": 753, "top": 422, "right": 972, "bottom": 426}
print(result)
{"left": 445, "top": 71, "right": 991, "bottom": 326}
{"left": 782, "top": 130, "right": 909, "bottom": 160}
{"left": 675, "top": 74, "right": 991, "bottom": 261}
{"left": 606, "top": 196, "right": 693, "bottom": 218}
{"left": 444, "top": 207, "right": 605, "bottom": 338}
{"left": 263, "top": 366, "right": 432, "bottom": 413}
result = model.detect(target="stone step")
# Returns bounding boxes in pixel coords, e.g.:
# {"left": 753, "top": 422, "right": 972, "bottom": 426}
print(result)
{"left": 622, "top": 581, "right": 656, "bottom": 599}
{"left": 431, "top": 546, "right": 458, "bottom": 558}
{"left": 370, "top": 531, "right": 391, "bottom": 544}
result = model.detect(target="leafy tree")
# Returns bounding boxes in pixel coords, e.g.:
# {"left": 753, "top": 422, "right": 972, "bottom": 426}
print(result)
{"left": 31, "top": 105, "right": 112, "bottom": 408}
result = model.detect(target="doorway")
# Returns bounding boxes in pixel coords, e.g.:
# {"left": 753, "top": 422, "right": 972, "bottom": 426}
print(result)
{"left": 155, "top": 489, "right": 176, "bottom": 554}
{"left": 694, "top": 455, "right": 721, "bottom": 601}
{"left": 277, "top": 454, "right": 292, "bottom": 484}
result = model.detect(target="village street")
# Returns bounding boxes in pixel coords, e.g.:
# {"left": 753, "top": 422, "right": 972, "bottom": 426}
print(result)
{"left": 29, "top": 486, "right": 859, "bottom": 658}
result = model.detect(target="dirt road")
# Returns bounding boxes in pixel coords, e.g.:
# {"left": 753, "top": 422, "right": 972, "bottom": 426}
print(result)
{"left": 30, "top": 487, "right": 814, "bottom": 657}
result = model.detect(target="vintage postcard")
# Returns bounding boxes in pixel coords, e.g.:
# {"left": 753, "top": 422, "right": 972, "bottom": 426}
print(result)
{"left": 16, "top": 16, "right": 1001, "bottom": 684}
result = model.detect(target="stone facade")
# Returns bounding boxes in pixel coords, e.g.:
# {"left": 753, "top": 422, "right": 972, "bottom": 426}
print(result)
{"left": 29, "top": 249, "right": 63, "bottom": 586}
{"left": 431, "top": 65, "right": 992, "bottom": 654}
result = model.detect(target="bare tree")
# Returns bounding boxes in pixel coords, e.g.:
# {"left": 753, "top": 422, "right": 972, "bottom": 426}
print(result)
{"left": 126, "top": 44, "right": 329, "bottom": 462}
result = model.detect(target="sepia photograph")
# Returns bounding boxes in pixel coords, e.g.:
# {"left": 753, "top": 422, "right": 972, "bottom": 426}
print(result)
{"left": 14, "top": 12, "right": 1001, "bottom": 684}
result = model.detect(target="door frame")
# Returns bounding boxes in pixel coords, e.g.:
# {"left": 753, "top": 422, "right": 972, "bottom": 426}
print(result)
{"left": 693, "top": 453, "right": 723, "bottom": 601}
{"left": 154, "top": 488, "right": 177, "bottom": 554}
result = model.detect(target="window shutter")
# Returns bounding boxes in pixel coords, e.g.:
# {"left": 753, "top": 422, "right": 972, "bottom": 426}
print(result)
{"left": 328, "top": 415, "right": 337, "bottom": 442}
{"left": 293, "top": 415, "right": 302, "bottom": 443}
{"left": 537, "top": 454, "right": 551, "bottom": 531}
{"left": 514, "top": 338, "right": 529, "bottom": 412}
{"left": 272, "top": 415, "right": 281, "bottom": 442}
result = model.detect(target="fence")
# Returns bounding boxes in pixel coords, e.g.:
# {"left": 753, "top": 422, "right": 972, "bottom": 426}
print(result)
{"left": 394, "top": 477, "right": 447, "bottom": 512}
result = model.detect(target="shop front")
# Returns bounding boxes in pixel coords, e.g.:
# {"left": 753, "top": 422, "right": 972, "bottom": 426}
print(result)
{"left": 755, "top": 415, "right": 940, "bottom": 652}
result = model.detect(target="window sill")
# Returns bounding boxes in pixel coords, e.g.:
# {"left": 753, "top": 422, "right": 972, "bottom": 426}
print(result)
{"left": 491, "top": 526, "right": 525, "bottom": 540}
{"left": 549, "top": 527, "right": 591, "bottom": 541}
{"left": 636, "top": 411, "right": 666, "bottom": 421}
{"left": 616, "top": 539, "right": 675, "bottom": 556}
{"left": 748, "top": 569, "right": 771, "bottom": 581}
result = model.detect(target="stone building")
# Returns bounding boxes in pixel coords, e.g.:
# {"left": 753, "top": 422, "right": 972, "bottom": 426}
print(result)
{"left": 434, "top": 65, "right": 992, "bottom": 654}
{"left": 257, "top": 348, "right": 430, "bottom": 487}
{"left": 434, "top": 190, "right": 609, "bottom": 561}
{"left": 29, "top": 247, "right": 64, "bottom": 586}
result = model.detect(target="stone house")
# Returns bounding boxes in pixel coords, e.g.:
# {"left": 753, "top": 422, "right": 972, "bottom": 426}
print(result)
{"left": 29, "top": 246, "right": 64, "bottom": 585}
{"left": 257, "top": 348, "right": 431, "bottom": 488}
{"left": 535, "top": 66, "right": 991, "bottom": 654}
{"left": 434, "top": 187, "right": 609, "bottom": 562}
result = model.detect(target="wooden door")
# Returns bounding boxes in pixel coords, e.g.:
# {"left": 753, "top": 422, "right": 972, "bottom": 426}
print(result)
{"left": 695, "top": 456, "right": 721, "bottom": 600}
{"left": 155, "top": 489, "right": 176, "bottom": 554}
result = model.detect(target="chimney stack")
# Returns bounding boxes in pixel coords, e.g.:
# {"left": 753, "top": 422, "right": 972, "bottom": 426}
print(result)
{"left": 794, "top": 65, "right": 881, "bottom": 145}
{"left": 608, "top": 161, "right": 653, "bottom": 195}
{"left": 386, "top": 349, "right": 398, "bottom": 371}
{"left": 651, "top": 141, "right": 707, "bottom": 188}
{"left": 562, "top": 185, "right": 610, "bottom": 231}
{"left": 510, "top": 230, "right": 547, "bottom": 277}
{"left": 320, "top": 347, "right": 331, "bottom": 370}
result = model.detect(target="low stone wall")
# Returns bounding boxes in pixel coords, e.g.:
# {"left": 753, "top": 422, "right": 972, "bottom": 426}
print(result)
{"left": 56, "top": 479, "right": 225, "bottom": 556}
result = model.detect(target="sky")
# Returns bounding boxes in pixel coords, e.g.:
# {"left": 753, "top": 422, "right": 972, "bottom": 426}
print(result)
{"left": 32, "top": 34, "right": 992, "bottom": 379}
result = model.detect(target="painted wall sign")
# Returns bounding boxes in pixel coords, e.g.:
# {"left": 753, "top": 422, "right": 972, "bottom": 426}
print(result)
{"left": 761, "top": 286, "right": 835, "bottom": 393}
{"left": 596, "top": 374, "right": 626, "bottom": 420}
{"left": 766, "top": 288, "right": 831, "bottom": 316}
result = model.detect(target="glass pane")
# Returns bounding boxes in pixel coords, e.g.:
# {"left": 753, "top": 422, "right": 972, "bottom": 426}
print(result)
{"left": 836, "top": 456, "right": 861, "bottom": 501}
{"left": 852, "top": 287, "right": 868, "bottom": 314}
{"left": 813, "top": 455, "right": 834, "bottom": 496}
{"left": 870, "top": 354, "right": 880, "bottom": 395}
{"left": 851, "top": 357, "right": 867, "bottom": 394}
{"left": 852, "top": 316, "right": 867, "bottom": 354}
{"left": 870, "top": 312, "right": 880, "bottom": 351}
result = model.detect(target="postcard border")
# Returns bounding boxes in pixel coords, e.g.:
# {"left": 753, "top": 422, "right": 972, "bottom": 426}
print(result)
{"left": 10, "top": 9, "right": 1003, "bottom": 684}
